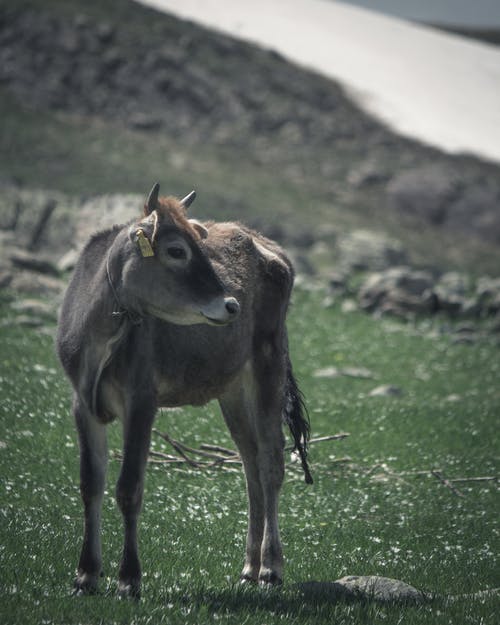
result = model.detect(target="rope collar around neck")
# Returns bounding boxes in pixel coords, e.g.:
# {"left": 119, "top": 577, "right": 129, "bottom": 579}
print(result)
{"left": 105, "top": 254, "right": 143, "bottom": 326}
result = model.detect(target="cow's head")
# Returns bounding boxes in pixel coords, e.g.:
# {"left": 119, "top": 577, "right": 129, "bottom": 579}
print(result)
{"left": 115, "top": 183, "right": 240, "bottom": 326}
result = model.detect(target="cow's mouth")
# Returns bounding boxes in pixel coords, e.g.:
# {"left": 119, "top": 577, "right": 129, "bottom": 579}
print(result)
{"left": 200, "top": 296, "right": 240, "bottom": 326}
{"left": 202, "top": 315, "right": 232, "bottom": 326}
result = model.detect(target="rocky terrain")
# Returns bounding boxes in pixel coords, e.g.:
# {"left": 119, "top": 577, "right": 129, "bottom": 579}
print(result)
{"left": 0, "top": 0, "right": 499, "bottom": 338}
{"left": 1, "top": 188, "right": 499, "bottom": 349}
{"left": 1, "top": 0, "right": 500, "bottom": 245}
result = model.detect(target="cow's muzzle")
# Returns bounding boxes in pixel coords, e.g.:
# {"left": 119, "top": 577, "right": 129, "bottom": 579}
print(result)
{"left": 201, "top": 296, "right": 240, "bottom": 325}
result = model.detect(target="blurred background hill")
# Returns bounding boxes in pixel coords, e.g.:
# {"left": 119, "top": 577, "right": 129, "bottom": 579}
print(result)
{"left": 1, "top": 0, "right": 500, "bottom": 283}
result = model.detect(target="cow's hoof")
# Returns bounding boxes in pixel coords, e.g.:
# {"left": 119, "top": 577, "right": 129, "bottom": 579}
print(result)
{"left": 72, "top": 572, "right": 99, "bottom": 596}
{"left": 118, "top": 580, "right": 141, "bottom": 600}
{"left": 258, "top": 570, "right": 283, "bottom": 587}
{"left": 240, "top": 573, "right": 258, "bottom": 585}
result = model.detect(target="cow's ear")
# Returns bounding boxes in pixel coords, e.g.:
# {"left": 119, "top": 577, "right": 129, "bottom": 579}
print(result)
{"left": 144, "top": 182, "right": 160, "bottom": 216}
{"left": 189, "top": 219, "right": 208, "bottom": 239}
{"left": 128, "top": 222, "right": 155, "bottom": 257}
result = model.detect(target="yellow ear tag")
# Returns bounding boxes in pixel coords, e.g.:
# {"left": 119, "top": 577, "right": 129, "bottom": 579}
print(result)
{"left": 136, "top": 229, "right": 155, "bottom": 257}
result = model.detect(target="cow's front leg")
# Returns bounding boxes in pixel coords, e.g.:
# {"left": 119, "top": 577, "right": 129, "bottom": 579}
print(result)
{"left": 74, "top": 397, "right": 108, "bottom": 595}
{"left": 116, "top": 402, "right": 155, "bottom": 599}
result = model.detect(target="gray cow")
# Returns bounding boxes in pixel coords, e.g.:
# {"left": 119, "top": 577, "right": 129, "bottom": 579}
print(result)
{"left": 57, "top": 184, "right": 312, "bottom": 597}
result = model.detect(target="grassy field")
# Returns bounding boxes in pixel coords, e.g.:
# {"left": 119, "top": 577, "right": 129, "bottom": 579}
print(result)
{"left": 0, "top": 288, "right": 498, "bottom": 624}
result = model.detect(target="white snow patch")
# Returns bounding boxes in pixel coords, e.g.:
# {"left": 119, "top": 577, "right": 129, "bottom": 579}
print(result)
{"left": 136, "top": 0, "right": 500, "bottom": 163}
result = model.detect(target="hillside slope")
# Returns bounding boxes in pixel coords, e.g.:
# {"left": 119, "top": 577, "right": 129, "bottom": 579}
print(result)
{"left": 1, "top": 0, "right": 500, "bottom": 273}
{"left": 138, "top": 0, "right": 500, "bottom": 163}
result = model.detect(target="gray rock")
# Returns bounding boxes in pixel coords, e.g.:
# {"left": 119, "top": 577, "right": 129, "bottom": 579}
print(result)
{"left": 10, "top": 250, "right": 60, "bottom": 276}
{"left": 476, "top": 277, "right": 500, "bottom": 316}
{"left": 335, "top": 575, "right": 426, "bottom": 603}
{"left": 0, "top": 188, "right": 76, "bottom": 253}
{"left": 10, "top": 298, "right": 57, "bottom": 320}
{"left": 338, "top": 230, "right": 407, "bottom": 272}
{"left": 358, "top": 267, "right": 435, "bottom": 315}
{"left": 449, "top": 185, "right": 500, "bottom": 244}
{"left": 341, "top": 299, "right": 358, "bottom": 313}
{"left": 387, "top": 164, "right": 460, "bottom": 225}
{"left": 9, "top": 271, "right": 66, "bottom": 297}
{"left": 128, "top": 113, "right": 163, "bottom": 130}
{"left": 57, "top": 248, "right": 79, "bottom": 272}
{"left": 436, "top": 271, "right": 470, "bottom": 296}
{"left": 1, "top": 315, "right": 45, "bottom": 328}
{"left": 0, "top": 270, "right": 13, "bottom": 289}
{"left": 328, "top": 272, "right": 348, "bottom": 293}
{"left": 348, "top": 160, "right": 388, "bottom": 188}
{"left": 313, "top": 366, "right": 375, "bottom": 380}
{"left": 297, "top": 575, "right": 426, "bottom": 604}
{"left": 313, "top": 366, "right": 342, "bottom": 379}
{"left": 369, "top": 384, "right": 403, "bottom": 397}
{"left": 76, "top": 194, "right": 142, "bottom": 249}
{"left": 476, "top": 276, "right": 500, "bottom": 299}
{"left": 451, "top": 336, "right": 476, "bottom": 345}
{"left": 433, "top": 272, "right": 472, "bottom": 316}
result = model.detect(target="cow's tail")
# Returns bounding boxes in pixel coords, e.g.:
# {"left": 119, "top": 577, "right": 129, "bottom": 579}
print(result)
{"left": 284, "top": 357, "right": 313, "bottom": 485}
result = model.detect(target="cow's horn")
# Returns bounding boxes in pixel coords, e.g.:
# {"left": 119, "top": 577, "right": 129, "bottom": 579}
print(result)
{"left": 145, "top": 182, "right": 160, "bottom": 215}
{"left": 181, "top": 190, "right": 196, "bottom": 208}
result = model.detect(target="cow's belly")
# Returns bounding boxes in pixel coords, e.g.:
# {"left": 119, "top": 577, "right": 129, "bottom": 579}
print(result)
{"left": 153, "top": 322, "right": 251, "bottom": 407}
{"left": 155, "top": 366, "right": 239, "bottom": 407}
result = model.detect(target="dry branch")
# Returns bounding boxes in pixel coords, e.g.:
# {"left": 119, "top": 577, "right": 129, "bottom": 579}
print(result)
{"left": 112, "top": 434, "right": 498, "bottom": 494}
{"left": 121, "top": 428, "right": 351, "bottom": 472}
{"left": 364, "top": 464, "right": 498, "bottom": 496}
{"left": 431, "top": 470, "right": 465, "bottom": 498}
{"left": 297, "top": 433, "right": 350, "bottom": 447}
{"left": 200, "top": 443, "right": 238, "bottom": 456}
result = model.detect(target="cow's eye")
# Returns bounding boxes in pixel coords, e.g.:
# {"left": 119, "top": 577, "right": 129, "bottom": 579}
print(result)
{"left": 167, "top": 245, "right": 187, "bottom": 260}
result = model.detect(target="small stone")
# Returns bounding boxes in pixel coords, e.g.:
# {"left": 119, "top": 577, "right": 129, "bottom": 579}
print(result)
{"left": 451, "top": 334, "right": 477, "bottom": 345}
{"left": 57, "top": 248, "right": 79, "bottom": 272}
{"left": 5, "top": 315, "right": 45, "bottom": 328}
{"left": 10, "top": 299, "right": 57, "bottom": 320}
{"left": 0, "top": 270, "right": 13, "bottom": 289}
{"left": 340, "top": 367, "right": 375, "bottom": 379}
{"left": 313, "top": 366, "right": 341, "bottom": 379}
{"left": 322, "top": 295, "right": 335, "bottom": 308}
{"left": 369, "top": 384, "right": 403, "bottom": 397}
{"left": 296, "top": 575, "right": 426, "bottom": 604}
{"left": 341, "top": 299, "right": 358, "bottom": 313}
{"left": 9, "top": 272, "right": 66, "bottom": 296}
{"left": 128, "top": 113, "right": 163, "bottom": 130}
{"left": 334, "top": 575, "right": 426, "bottom": 603}
{"left": 313, "top": 366, "right": 375, "bottom": 379}
{"left": 338, "top": 230, "right": 407, "bottom": 272}
{"left": 10, "top": 250, "right": 60, "bottom": 276}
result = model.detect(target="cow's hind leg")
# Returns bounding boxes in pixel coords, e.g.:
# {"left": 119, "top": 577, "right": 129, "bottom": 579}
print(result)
{"left": 220, "top": 381, "right": 263, "bottom": 583}
{"left": 254, "top": 372, "right": 285, "bottom": 586}
{"left": 115, "top": 403, "right": 155, "bottom": 599}
{"left": 219, "top": 359, "right": 285, "bottom": 586}
{"left": 74, "top": 397, "right": 108, "bottom": 595}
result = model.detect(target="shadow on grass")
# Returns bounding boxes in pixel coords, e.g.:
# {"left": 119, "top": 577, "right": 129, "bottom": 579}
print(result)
{"left": 155, "top": 579, "right": 427, "bottom": 620}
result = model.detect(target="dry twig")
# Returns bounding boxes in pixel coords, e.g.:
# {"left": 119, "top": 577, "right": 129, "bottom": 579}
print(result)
{"left": 431, "top": 470, "right": 465, "bottom": 498}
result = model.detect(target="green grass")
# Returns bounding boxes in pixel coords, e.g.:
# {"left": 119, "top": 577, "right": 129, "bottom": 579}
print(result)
{"left": 0, "top": 288, "right": 498, "bottom": 624}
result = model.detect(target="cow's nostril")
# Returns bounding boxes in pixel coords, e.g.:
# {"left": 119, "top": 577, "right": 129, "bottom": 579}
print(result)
{"left": 225, "top": 298, "right": 240, "bottom": 316}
